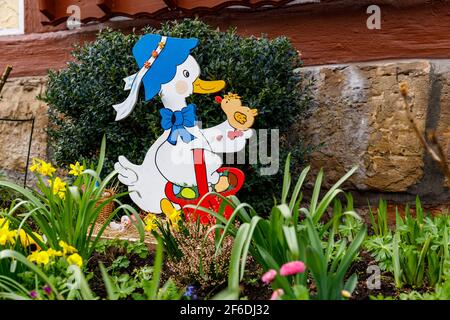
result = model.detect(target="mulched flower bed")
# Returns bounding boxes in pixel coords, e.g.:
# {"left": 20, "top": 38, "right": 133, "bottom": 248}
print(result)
{"left": 349, "top": 250, "right": 433, "bottom": 300}
{"left": 88, "top": 240, "right": 421, "bottom": 300}
{"left": 348, "top": 250, "right": 398, "bottom": 300}
{"left": 87, "top": 244, "right": 154, "bottom": 298}
{"left": 86, "top": 201, "right": 446, "bottom": 301}
{"left": 86, "top": 240, "right": 272, "bottom": 300}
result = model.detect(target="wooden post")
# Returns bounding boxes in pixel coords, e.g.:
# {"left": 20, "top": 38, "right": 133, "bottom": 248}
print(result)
{"left": 0, "top": 65, "right": 13, "bottom": 96}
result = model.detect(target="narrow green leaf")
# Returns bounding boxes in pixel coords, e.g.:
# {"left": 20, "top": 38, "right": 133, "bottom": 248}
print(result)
{"left": 281, "top": 153, "right": 292, "bottom": 204}
{"left": 100, "top": 263, "right": 118, "bottom": 300}
{"left": 289, "top": 166, "right": 310, "bottom": 211}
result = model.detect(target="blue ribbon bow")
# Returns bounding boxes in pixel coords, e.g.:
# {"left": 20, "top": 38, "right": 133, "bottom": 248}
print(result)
{"left": 160, "top": 104, "right": 197, "bottom": 145}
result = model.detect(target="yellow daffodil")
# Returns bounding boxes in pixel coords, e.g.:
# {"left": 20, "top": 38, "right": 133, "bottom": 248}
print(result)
{"left": 144, "top": 214, "right": 158, "bottom": 232}
{"left": 59, "top": 240, "right": 78, "bottom": 255}
{"left": 0, "top": 219, "right": 16, "bottom": 246}
{"left": 168, "top": 208, "right": 181, "bottom": 232}
{"left": 48, "top": 177, "right": 66, "bottom": 200}
{"left": 47, "top": 248, "right": 63, "bottom": 257}
{"left": 19, "top": 230, "right": 43, "bottom": 251}
{"left": 0, "top": 218, "right": 10, "bottom": 232}
{"left": 69, "top": 162, "right": 84, "bottom": 176}
{"left": 29, "top": 159, "right": 40, "bottom": 173}
{"left": 28, "top": 251, "right": 50, "bottom": 266}
{"left": 67, "top": 253, "right": 83, "bottom": 268}
{"left": 18, "top": 229, "right": 28, "bottom": 246}
{"left": 160, "top": 199, "right": 182, "bottom": 232}
{"left": 0, "top": 233, "right": 9, "bottom": 246}
{"left": 0, "top": 229, "right": 16, "bottom": 246}
{"left": 40, "top": 162, "right": 56, "bottom": 177}
{"left": 0, "top": 218, "right": 12, "bottom": 231}
{"left": 30, "top": 158, "right": 56, "bottom": 177}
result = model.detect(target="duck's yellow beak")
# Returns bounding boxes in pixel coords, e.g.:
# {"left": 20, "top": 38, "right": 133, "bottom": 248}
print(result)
{"left": 193, "top": 78, "right": 226, "bottom": 94}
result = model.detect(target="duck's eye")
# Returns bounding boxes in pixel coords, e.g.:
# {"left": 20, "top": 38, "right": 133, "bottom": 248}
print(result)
{"left": 183, "top": 70, "right": 190, "bottom": 78}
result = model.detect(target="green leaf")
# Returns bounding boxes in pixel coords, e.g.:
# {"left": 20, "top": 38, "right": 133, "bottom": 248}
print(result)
{"left": 281, "top": 153, "right": 292, "bottom": 204}
{"left": 289, "top": 166, "right": 310, "bottom": 211}
{"left": 309, "top": 169, "right": 323, "bottom": 216}
{"left": 283, "top": 225, "right": 300, "bottom": 259}
{"left": 100, "top": 263, "right": 118, "bottom": 300}
{"left": 148, "top": 237, "right": 164, "bottom": 300}
{"left": 277, "top": 204, "right": 292, "bottom": 220}
{"left": 344, "top": 274, "right": 358, "bottom": 294}
{"left": 392, "top": 232, "right": 403, "bottom": 288}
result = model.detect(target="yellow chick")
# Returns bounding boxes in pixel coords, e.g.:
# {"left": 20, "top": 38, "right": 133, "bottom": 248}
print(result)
{"left": 216, "top": 93, "right": 258, "bottom": 131}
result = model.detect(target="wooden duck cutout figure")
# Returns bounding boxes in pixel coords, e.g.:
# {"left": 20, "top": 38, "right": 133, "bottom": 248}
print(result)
{"left": 112, "top": 34, "right": 255, "bottom": 214}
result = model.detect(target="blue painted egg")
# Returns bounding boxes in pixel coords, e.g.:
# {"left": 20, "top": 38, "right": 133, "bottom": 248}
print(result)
{"left": 173, "top": 184, "right": 181, "bottom": 195}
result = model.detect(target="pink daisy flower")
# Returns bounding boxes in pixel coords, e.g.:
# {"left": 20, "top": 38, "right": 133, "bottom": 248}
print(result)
{"left": 270, "top": 289, "right": 284, "bottom": 300}
{"left": 261, "top": 269, "right": 277, "bottom": 284}
{"left": 280, "top": 261, "right": 306, "bottom": 276}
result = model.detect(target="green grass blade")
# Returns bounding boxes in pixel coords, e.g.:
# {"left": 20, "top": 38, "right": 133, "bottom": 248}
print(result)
{"left": 309, "top": 169, "right": 323, "bottom": 217}
{"left": 281, "top": 153, "right": 292, "bottom": 204}
{"left": 148, "top": 237, "right": 164, "bottom": 300}
{"left": 289, "top": 166, "right": 310, "bottom": 211}
{"left": 228, "top": 223, "right": 250, "bottom": 292}
{"left": 100, "top": 263, "right": 118, "bottom": 300}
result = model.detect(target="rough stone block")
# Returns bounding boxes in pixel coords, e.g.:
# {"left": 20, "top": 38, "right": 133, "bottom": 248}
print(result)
{"left": 298, "top": 60, "right": 439, "bottom": 199}
{"left": 0, "top": 76, "right": 48, "bottom": 185}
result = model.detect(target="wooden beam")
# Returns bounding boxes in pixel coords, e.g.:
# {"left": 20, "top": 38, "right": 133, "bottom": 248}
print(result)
{"left": 0, "top": 18, "right": 162, "bottom": 77}
{"left": 38, "top": 0, "right": 56, "bottom": 21}
{"left": 26, "top": 0, "right": 66, "bottom": 33}
{"left": 39, "top": 0, "right": 108, "bottom": 26}
{"left": 96, "top": 0, "right": 170, "bottom": 19}
{"left": 43, "top": 0, "right": 297, "bottom": 25}
{"left": 4, "top": 1, "right": 450, "bottom": 77}
{"left": 175, "top": 0, "right": 291, "bottom": 11}
{"left": 97, "top": 0, "right": 114, "bottom": 14}
{"left": 38, "top": 0, "right": 433, "bottom": 26}
{"left": 163, "top": 0, "right": 178, "bottom": 10}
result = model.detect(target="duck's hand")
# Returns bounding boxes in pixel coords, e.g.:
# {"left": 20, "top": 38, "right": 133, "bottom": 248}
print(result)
{"left": 115, "top": 156, "right": 139, "bottom": 186}
{"left": 202, "top": 120, "right": 253, "bottom": 154}
{"left": 227, "top": 130, "right": 244, "bottom": 140}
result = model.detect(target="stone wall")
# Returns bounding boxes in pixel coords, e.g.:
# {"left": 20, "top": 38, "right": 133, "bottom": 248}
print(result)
{"left": 0, "top": 76, "right": 48, "bottom": 186}
{"left": 298, "top": 59, "right": 450, "bottom": 204}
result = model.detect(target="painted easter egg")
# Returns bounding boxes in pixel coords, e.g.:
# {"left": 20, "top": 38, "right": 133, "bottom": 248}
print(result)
{"left": 172, "top": 184, "right": 181, "bottom": 195}
{"left": 228, "top": 172, "right": 238, "bottom": 187}
{"left": 121, "top": 215, "right": 131, "bottom": 226}
{"left": 215, "top": 176, "right": 229, "bottom": 193}
{"left": 181, "top": 187, "right": 196, "bottom": 199}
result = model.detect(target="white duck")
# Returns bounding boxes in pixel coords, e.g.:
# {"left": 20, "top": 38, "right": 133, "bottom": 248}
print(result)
{"left": 113, "top": 35, "right": 253, "bottom": 214}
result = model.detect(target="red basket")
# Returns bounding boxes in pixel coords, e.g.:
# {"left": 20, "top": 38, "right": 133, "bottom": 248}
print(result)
{"left": 165, "top": 166, "right": 245, "bottom": 225}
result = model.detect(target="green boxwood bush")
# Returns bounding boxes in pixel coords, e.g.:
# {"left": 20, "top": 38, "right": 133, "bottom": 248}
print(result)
{"left": 42, "top": 19, "right": 312, "bottom": 212}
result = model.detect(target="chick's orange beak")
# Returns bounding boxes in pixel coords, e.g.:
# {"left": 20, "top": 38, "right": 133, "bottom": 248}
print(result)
{"left": 193, "top": 78, "right": 226, "bottom": 94}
